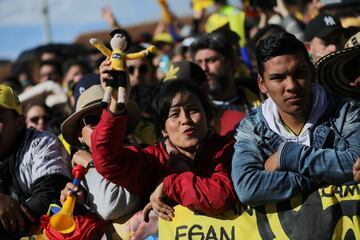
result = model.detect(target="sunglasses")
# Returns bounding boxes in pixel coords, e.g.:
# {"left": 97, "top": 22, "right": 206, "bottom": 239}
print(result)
{"left": 29, "top": 115, "right": 49, "bottom": 124}
{"left": 128, "top": 64, "right": 148, "bottom": 75}
{"left": 80, "top": 114, "right": 101, "bottom": 129}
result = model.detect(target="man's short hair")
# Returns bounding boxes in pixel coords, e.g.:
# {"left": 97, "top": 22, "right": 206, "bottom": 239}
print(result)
{"left": 190, "top": 32, "right": 234, "bottom": 60}
{"left": 256, "top": 32, "right": 312, "bottom": 77}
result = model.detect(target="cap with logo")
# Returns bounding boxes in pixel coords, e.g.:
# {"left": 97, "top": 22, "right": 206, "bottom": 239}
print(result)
{"left": 0, "top": 85, "right": 22, "bottom": 115}
{"left": 305, "top": 13, "right": 343, "bottom": 42}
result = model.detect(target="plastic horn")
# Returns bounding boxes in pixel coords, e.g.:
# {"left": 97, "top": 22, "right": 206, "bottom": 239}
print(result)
{"left": 49, "top": 165, "right": 86, "bottom": 234}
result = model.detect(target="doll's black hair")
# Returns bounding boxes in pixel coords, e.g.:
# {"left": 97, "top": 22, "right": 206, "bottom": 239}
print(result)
{"left": 109, "top": 29, "right": 132, "bottom": 51}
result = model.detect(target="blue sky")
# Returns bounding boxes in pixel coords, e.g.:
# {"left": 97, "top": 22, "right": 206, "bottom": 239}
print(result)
{"left": 0, "top": 0, "right": 198, "bottom": 61}
{"left": 0, "top": 0, "right": 241, "bottom": 61}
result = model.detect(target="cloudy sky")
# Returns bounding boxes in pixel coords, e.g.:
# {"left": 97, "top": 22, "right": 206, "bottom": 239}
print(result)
{"left": 0, "top": 0, "right": 198, "bottom": 61}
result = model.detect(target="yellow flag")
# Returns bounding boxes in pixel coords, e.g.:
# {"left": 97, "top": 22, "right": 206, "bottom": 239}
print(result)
{"left": 192, "top": 0, "right": 214, "bottom": 12}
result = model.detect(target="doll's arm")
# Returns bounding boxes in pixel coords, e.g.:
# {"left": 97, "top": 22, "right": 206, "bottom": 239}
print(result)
{"left": 126, "top": 46, "right": 156, "bottom": 60}
{"left": 89, "top": 38, "right": 112, "bottom": 57}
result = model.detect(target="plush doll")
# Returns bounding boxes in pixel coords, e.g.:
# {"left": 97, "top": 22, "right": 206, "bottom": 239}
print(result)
{"left": 90, "top": 29, "right": 156, "bottom": 108}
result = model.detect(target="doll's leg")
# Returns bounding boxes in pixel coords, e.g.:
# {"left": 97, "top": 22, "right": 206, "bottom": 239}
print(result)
{"left": 116, "top": 71, "right": 127, "bottom": 110}
{"left": 101, "top": 71, "right": 118, "bottom": 108}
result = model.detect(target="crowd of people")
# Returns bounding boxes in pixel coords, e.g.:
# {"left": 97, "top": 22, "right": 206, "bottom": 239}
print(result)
{"left": 0, "top": 0, "right": 360, "bottom": 238}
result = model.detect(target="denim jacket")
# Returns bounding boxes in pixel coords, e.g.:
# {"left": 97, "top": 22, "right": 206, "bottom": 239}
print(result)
{"left": 231, "top": 98, "right": 360, "bottom": 206}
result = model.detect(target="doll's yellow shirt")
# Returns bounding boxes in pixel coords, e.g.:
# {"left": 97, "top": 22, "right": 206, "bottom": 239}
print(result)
{"left": 111, "top": 50, "right": 126, "bottom": 71}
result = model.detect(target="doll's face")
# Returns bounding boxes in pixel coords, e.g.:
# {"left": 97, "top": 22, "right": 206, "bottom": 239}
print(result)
{"left": 110, "top": 33, "right": 127, "bottom": 51}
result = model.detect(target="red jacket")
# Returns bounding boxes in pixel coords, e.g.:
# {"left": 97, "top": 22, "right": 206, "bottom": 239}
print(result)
{"left": 91, "top": 110, "right": 237, "bottom": 215}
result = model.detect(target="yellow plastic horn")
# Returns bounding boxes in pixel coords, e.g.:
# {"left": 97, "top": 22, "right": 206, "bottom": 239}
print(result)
{"left": 49, "top": 165, "right": 86, "bottom": 234}
{"left": 49, "top": 194, "right": 76, "bottom": 234}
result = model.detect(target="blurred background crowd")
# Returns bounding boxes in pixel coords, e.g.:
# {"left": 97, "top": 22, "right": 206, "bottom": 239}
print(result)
{"left": 1, "top": 0, "right": 359, "bottom": 140}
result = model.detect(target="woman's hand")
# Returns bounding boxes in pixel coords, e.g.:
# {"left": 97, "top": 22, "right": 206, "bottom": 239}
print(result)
{"left": 142, "top": 182, "right": 174, "bottom": 222}
{"left": 72, "top": 149, "right": 92, "bottom": 168}
{"left": 98, "top": 58, "right": 114, "bottom": 92}
{"left": 60, "top": 182, "right": 85, "bottom": 206}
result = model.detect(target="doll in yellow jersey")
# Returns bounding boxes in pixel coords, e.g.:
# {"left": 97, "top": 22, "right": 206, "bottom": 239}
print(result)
{"left": 90, "top": 29, "right": 156, "bottom": 108}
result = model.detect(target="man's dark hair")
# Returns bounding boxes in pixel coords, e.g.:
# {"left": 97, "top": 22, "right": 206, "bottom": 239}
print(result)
{"left": 152, "top": 80, "right": 214, "bottom": 138}
{"left": 256, "top": 32, "right": 313, "bottom": 77}
{"left": 190, "top": 32, "right": 234, "bottom": 60}
{"left": 252, "top": 24, "right": 286, "bottom": 47}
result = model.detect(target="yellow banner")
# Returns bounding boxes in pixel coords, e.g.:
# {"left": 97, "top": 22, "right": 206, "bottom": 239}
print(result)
{"left": 159, "top": 184, "right": 360, "bottom": 239}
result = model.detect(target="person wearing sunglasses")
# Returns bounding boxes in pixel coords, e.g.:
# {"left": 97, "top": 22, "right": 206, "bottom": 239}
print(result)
{"left": 126, "top": 44, "right": 155, "bottom": 87}
{"left": 60, "top": 84, "right": 142, "bottom": 221}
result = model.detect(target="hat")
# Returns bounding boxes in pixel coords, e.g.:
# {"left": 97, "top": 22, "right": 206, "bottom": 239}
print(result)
{"left": 315, "top": 31, "right": 360, "bottom": 98}
{"left": 205, "top": 13, "right": 229, "bottom": 33}
{"left": 164, "top": 61, "right": 207, "bottom": 86}
{"left": 305, "top": 13, "right": 343, "bottom": 42}
{"left": 0, "top": 84, "right": 22, "bottom": 115}
{"left": 61, "top": 85, "right": 142, "bottom": 147}
{"left": 73, "top": 74, "right": 101, "bottom": 107}
{"left": 153, "top": 33, "right": 174, "bottom": 44}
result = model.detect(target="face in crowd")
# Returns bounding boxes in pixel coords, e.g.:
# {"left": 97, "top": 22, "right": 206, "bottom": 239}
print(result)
{"left": 154, "top": 80, "right": 213, "bottom": 157}
{"left": 127, "top": 58, "right": 151, "bottom": 86}
{"left": 38, "top": 62, "right": 62, "bottom": 84}
{"left": 305, "top": 37, "right": 336, "bottom": 63}
{"left": 77, "top": 108, "right": 101, "bottom": 151}
{"left": 256, "top": 32, "right": 314, "bottom": 121}
{"left": 25, "top": 105, "right": 49, "bottom": 131}
{"left": 162, "top": 92, "right": 208, "bottom": 154}
{"left": 258, "top": 51, "right": 313, "bottom": 119}
{"left": 0, "top": 107, "right": 23, "bottom": 156}
{"left": 194, "top": 49, "right": 232, "bottom": 96}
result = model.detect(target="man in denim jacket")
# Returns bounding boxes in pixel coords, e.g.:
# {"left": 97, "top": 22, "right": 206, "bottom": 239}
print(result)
{"left": 231, "top": 32, "right": 360, "bottom": 206}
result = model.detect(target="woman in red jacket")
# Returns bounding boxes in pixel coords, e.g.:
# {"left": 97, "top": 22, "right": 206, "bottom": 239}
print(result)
{"left": 93, "top": 60, "right": 237, "bottom": 221}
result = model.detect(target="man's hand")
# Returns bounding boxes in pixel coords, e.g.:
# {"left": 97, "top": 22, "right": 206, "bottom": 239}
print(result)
{"left": 264, "top": 152, "right": 279, "bottom": 171}
{"left": 60, "top": 182, "right": 85, "bottom": 206}
{"left": 0, "top": 193, "right": 34, "bottom": 232}
{"left": 142, "top": 182, "right": 174, "bottom": 222}
{"left": 353, "top": 158, "right": 360, "bottom": 182}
